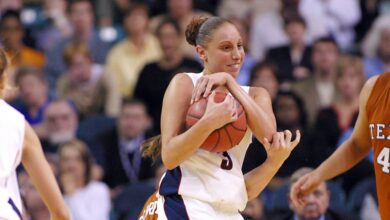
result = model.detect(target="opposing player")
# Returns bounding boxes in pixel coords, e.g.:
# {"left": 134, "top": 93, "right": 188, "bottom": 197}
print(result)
{"left": 0, "top": 50, "right": 70, "bottom": 219}
{"left": 290, "top": 73, "right": 390, "bottom": 220}
{"left": 140, "top": 16, "right": 300, "bottom": 219}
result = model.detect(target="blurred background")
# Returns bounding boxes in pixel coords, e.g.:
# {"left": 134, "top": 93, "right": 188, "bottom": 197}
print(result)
{"left": 1, "top": 0, "right": 386, "bottom": 219}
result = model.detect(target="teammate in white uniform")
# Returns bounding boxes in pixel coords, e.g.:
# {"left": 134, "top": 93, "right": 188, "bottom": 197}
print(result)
{"left": 0, "top": 50, "right": 70, "bottom": 220}
{"left": 140, "top": 16, "right": 300, "bottom": 220}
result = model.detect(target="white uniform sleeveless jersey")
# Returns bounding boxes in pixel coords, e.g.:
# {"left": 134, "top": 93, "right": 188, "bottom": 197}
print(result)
{"left": 157, "top": 73, "right": 252, "bottom": 220}
{"left": 0, "top": 100, "right": 25, "bottom": 220}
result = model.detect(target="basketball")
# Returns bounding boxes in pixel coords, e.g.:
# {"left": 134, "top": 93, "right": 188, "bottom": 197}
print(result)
{"left": 185, "top": 92, "right": 247, "bottom": 153}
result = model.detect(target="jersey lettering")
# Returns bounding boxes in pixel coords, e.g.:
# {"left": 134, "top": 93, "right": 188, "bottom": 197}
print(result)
{"left": 377, "top": 147, "right": 390, "bottom": 174}
{"left": 220, "top": 152, "right": 233, "bottom": 170}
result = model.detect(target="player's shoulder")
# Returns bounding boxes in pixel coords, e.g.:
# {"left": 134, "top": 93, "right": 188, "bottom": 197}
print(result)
{"left": 248, "top": 86, "right": 270, "bottom": 99}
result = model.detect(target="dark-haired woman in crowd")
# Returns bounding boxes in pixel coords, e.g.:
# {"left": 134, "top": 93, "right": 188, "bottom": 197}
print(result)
{"left": 134, "top": 16, "right": 202, "bottom": 134}
{"left": 138, "top": 16, "right": 300, "bottom": 219}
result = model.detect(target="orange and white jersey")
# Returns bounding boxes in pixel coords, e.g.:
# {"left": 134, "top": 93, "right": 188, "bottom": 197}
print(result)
{"left": 366, "top": 72, "right": 390, "bottom": 220}
{"left": 157, "top": 73, "right": 252, "bottom": 219}
{"left": 0, "top": 100, "right": 25, "bottom": 220}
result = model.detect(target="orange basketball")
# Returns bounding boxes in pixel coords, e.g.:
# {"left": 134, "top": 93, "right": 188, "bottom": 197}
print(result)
{"left": 185, "top": 92, "right": 247, "bottom": 152}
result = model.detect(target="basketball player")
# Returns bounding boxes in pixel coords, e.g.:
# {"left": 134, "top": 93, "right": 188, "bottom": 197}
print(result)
{"left": 0, "top": 50, "right": 70, "bottom": 219}
{"left": 290, "top": 73, "right": 390, "bottom": 220}
{"left": 140, "top": 16, "right": 300, "bottom": 219}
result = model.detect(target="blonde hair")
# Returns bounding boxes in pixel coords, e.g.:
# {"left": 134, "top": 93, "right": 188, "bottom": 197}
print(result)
{"left": 336, "top": 55, "right": 366, "bottom": 91}
{"left": 141, "top": 135, "right": 161, "bottom": 163}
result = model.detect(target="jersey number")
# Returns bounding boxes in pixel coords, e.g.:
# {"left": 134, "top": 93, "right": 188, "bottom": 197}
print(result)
{"left": 220, "top": 152, "right": 233, "bottom": 170}
{"left": 377, "top": 147, "right": 390, "bottom": 174}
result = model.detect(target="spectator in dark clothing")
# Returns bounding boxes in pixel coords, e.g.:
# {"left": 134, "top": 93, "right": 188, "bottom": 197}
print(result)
{"left": 98, "top": 99, "right": 155, "bottom": 196}
{"left": 266, "top": 14, "right": 312, "bottom": 84}
{"left": 134, "top": 16, "right": 202, "bottom": 134}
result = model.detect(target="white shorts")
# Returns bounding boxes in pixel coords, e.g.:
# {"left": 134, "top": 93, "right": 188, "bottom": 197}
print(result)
{"left": 156, "top": 193, "right": 243, "bottom": 220}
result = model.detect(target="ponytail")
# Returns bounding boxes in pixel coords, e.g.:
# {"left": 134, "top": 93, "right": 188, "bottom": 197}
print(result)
{"left": 141, "top": 135, "right": 162, "bottom": 163}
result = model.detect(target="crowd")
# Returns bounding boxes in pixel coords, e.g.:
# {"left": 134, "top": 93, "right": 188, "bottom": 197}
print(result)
{"left": 0, "top": 0, "right": 386, "bottom": 219}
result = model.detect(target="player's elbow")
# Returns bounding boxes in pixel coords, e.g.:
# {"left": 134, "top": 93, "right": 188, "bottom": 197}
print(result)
{"left": 161, "top": 146, "right": 178, "bottom": 170}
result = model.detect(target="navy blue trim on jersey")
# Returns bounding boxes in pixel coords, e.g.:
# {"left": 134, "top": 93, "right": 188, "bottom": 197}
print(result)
{"left": 8, "top": 198, "right": 22, "bottom": 220}
{"left": 159, "top": 167, "right": 190, "bottom": 219}
{"left": 159, "top": 167, "right": 182, "bottom": 196}
{"left": 164, "top": 194, "right": 190, "bottom": 220}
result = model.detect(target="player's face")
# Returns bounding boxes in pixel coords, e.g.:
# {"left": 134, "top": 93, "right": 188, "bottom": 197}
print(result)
{"left": 201, "top": 23, "right": 245, "bottom": 78}
{"left": 292, "top": 182, "right": 330, "bottom": 219}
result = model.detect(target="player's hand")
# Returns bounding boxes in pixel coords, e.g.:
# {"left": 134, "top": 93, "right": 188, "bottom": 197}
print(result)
{"left": 290, "top": 171, "right": 322, "bottom": 206}
{"left": 262, "top": 130, "right": 300, "bottom": 163}
{"left": 202, "top": 91, "right": 238, "bottom": 129}
{"left": 191, "top": 72, "right": 233, "bottom": 103}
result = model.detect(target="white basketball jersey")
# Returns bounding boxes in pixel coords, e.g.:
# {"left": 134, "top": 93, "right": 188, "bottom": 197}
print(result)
{"left": 159, "top": 73, "right": 253, "bottom": 214}
{"left": 0, "top": 100, "right": 25, "bottom": 220}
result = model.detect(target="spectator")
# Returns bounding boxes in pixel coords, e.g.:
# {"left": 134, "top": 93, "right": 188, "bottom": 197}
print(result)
{"left": 217, "top": 0, "right": 280, "bottom": 21}
{"left": 32, "top": 0, "right": 72, "bottom": 52}
{"left": 354, "top": 0, "right": 380, "bottom": 44}
{"left": 59, "top": 139, "right": 111, "bottom": 220}
{"left": 11, "top": 67, "right": 51, "bottom": 137}
{"left": 291, "top": 37, "right": 340, "bottom": 127}
{"left": 299, "top": 0, "right": 361, "bottom": 50}
{"left": 266, "top": 14, "right": 312, "bottom": 83}
{"left": 98, "top": 99, "right": 155, "bottom": 195}
{"left": 44, "top": 0, "right": 111, "bottom": 96}
{"left": 250, "top": 0, "right": 327, "bottom": 62}
{"left": 362, "top": 15, "right": 390, "bottom": 78}
{"left": 248, "top": 62, "right": 280, "bottom": 100}
{"left": 40, "top": 99, "right": 79, "bottom": 153}
{"left": 272, "top": 167, "right": 353, "bottom": 220}
{"left": 273, "top": 91, "right": 312, "bottom": 176}
{"left": 106, "top": 3, "right": 162, "bottom": 97}
{"left": 134, "top": 16, "right": 202, "bottom": 133}
{"left": 58, "top": 41, "right": 121, "bottom": 119}
{"left": 312, "top": 56, "right": 365, "bottom": 165}
{"left": 149, "top": 0, "right": 209, "bottom": 59}
{"left": 0, "top": 10, "right": 45, "bottom": 98}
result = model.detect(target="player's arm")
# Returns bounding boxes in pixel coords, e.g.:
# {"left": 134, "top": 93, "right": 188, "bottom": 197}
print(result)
{"left": 225, "top": 75, "right": 276, "bottom": 140}
{"left": 245, "top": 130, "right": 300, "bottom": 200}
{"left": 311, "top": 76, "right": 377, "bottom": 180}
{"left": 291, "top": 76, "right": 378, "bottom": 202}
{"left": 160, "top": 74, "right": 236, "bottom": 169}
{"left": 192, "top": 72, "right": 276, "bottom": 140}
{"left": 22, "top": 122, "right": 70, "bottom": 220}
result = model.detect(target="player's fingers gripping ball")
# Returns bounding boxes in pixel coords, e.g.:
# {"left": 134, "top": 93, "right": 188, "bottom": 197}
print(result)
{"left": 186, "top": 91, "right": 247, "bottom": 152}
